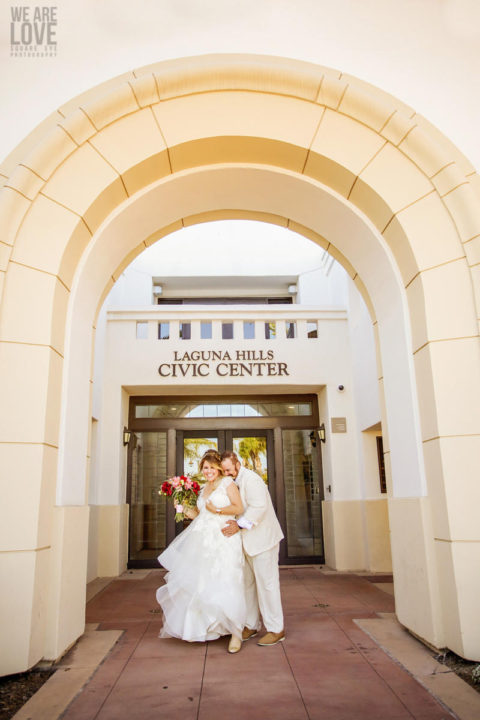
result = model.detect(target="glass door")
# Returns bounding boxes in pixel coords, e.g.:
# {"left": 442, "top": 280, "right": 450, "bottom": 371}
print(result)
{"left": 230, "top": 434, "right": 269, "bottom": 485}
{"left": 176, "top": 428, "right": 275, "bottom": 503}
{"left": 127, "top": 431, "right": 168, "bottom": 567}
{"left": 127, "top": 427, "right": 324, "bottom": 566}
{"left": 281, "top": 429, "right": 323, "bottom": 561}
{"left": 181, "top": 432, "right": 222, "bottom": 483}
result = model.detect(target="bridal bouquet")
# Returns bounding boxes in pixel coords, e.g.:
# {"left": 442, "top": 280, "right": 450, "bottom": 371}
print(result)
{"left": 159, "top": 475, "right": 201, "bottom": 522}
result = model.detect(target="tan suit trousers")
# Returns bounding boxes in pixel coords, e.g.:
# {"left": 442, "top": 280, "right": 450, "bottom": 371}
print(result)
{"left": 244, "top": 543, "right": 284, "bottom": 634}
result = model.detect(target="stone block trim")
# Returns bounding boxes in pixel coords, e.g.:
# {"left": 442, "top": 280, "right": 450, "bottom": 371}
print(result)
{"left": 399, "top": 125, "right": 453, "bottom": 179}
{"left": 20, "top": 126, "right": 78, "bottom": 182}
{"left": 379, "top": 111, "right": 416, "bottom": 146}
{"left": 431, "top": 162, "right": 468, "bottom": 198}
{"left": 80, "top": 83, "right": 140, "bottom": 132}
{"left": 144, "top": 54, "right": 326, "bottom": 102}
{"left": 338, "top": 83, "right": 399, "bottom": 133}
{"left": 89, "top": 108, "right": 170, "bottom": 196}
{"left": 58, "top": 109, "right": 97, "bottom": 146}
{"left": 5, "top": 165, "right": 44, "bottom": 201}
{"left": 129, "top": 73, "right": 160, "bottom": 108}
{"left": 316, "top": 74, "right": 347, "bottom": 109}
{"left": 0, "top": 186, "right": 31, "bottom": 248}
{"left": 11, "top": 194, "right": 91, "bottom": 291}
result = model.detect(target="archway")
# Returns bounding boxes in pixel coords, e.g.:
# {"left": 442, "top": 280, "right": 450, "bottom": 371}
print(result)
{"left": 0, "top": 55, "right": 479, "bottom": 674}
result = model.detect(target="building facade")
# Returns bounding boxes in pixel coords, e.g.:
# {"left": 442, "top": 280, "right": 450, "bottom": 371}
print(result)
{"left": 1, "top": 53, "right": 480, "bottom": 676}
{"left": 88, "top": 235, "right": 389, "bottom": 580}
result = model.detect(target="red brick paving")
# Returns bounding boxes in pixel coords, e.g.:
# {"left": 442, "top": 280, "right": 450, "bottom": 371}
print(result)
{"left": 62, "top": 569, "right": 454, "bottom": 720}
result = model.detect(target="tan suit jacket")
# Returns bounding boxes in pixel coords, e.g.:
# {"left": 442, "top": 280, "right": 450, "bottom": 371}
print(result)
{"left": 236, "top": 466, "right": 284, "bottom": 557}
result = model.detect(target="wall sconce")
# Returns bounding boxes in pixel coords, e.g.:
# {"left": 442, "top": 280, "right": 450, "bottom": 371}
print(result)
{"left": 318, "top": 423, "right": 326, "bottom": 443}
{"left": 123, "top": 427, "right": 132, "bottom": 446}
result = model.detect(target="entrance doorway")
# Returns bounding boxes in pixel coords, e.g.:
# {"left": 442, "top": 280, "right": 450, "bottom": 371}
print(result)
{"left": 126, "top": 395, "right": 324, "bottom": 567}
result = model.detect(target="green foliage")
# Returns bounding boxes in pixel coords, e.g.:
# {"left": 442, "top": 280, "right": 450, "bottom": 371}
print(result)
{"left": 183, "top": 438, "right": 217, "bottom": 483}
{"left": 235, "top": 437, "right": 268, "bottom": 484}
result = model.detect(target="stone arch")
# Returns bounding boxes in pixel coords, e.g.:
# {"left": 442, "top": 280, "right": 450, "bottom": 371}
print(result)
{"left": 0, "top": 55, "right": 479, "bottom": 674}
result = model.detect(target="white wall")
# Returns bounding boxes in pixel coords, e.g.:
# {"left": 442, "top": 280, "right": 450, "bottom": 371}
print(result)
{"left": 347, "top": 277, "right": 381, "bottom": 433}
{"left": 107, "top": 270, "right": 153, "bottom": 307}
{"left": 106, "top": 220, "right": 328, "bottom": 308}
{"left": 297, "top": 263, "right": 349, "bottom": 306}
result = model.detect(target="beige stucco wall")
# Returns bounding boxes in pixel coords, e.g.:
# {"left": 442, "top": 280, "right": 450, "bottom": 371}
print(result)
{"left": 364, "top": 500, "right": 392, "bottom": 572}
{"left": 322, "top": 498, "right": 391, "bottom": 573}
{"left": 0, "top": 55, "right": 479, "bottom": 673}
{"left": 44, "top": 506, "right": 90, "bottom": 662}
{"left": 88, "top": 505, "right": 129, "bottom": 579}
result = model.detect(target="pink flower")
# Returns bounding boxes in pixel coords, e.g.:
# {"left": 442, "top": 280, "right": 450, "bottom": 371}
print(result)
{"left": 184, "top": 477, "right": 193, "bottom": 489}
{"left": 171, "top": 476, "right": 181, "bottom": 488}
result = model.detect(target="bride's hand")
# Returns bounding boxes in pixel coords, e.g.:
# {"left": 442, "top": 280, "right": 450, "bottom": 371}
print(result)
{"left": 205, "top": 499, "right": 217, "bottom": 514}
{"left": 184, "top": 506, "right": 198, "bottom": 519}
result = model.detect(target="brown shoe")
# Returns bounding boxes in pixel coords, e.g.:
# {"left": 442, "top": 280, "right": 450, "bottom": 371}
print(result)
{"left": 228, "top": 635, "right": 242, "bottom": 653}
{"left": 242, "top": 627, "right": 258, "bottom": 641}
{"left": 257, "top": 630, "right": 285, "bottom": 646}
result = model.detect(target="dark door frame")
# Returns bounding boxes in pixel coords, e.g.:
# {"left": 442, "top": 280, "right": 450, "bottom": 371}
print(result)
{"left": 127, "top": 394, "right": 324, "bottom": 566}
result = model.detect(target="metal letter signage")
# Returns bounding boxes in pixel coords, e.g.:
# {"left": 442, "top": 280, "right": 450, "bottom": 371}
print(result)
{"left": 158, "top": 349, "right": 290, "bottom": 378}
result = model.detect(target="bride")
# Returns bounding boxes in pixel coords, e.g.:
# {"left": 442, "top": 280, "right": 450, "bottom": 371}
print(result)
{"left": 156, "top": 449, "right": 246, "bottom": 653}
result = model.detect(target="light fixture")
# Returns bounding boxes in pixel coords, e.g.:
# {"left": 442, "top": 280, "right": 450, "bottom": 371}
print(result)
{"left": 318, "top": 423, "right": 326, "bottom": 443}
{"left": 123, "top": 427, "right": 132, "bottom": 446}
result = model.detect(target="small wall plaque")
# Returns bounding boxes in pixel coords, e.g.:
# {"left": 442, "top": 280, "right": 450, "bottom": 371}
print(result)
{"left": 331, "top": 417, "right": 347, "bottom": 433}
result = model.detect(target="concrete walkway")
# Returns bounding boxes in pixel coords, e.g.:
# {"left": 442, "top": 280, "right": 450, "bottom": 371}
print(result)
{"left": 16, "top": 568, "right": 480, "bottom": 720}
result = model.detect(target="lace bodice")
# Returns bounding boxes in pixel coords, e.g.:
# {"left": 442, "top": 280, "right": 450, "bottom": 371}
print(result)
{"left": 197, "top": 476, "right": 235, "bottom": 515}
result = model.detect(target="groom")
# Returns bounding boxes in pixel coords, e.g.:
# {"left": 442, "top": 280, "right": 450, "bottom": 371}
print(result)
{"left": 220, "top": 450, "right": 285, "bottom": 650}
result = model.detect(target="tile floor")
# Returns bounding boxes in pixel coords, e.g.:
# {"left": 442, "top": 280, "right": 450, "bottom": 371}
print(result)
{"left": 62, "top": 568, "right": 455, "bottom": 720}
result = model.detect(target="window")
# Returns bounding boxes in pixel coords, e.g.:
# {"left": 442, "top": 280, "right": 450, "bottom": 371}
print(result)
{"left": 243, "top": 321, "right": 255, "bottom": 339}
{"left": 286, "top": 321, "right": 296, "bottom": 339}
{"left": 158, "top": 322, "right": 169, "bottom": 340}
{"left": 265, "top": 322, "right": 276, "bottom": 340}
{"left": 200, "top": 321, "right": 212, "bottom": 339}
{"left": 376, "top": 436, "right": 387, "bottom": 493}
{"left": 307, "top": 321, "right": 318, "bottom": 338}
{"left": 179, "top": 322, "right": 191, "bottom": 340}
{"left": 222, "top": 322, "right": 234, "bottom": 339}
{"left": 136, "top": 321, "right": 148, "bottom": 339}
{"left": 156, "top": 296, "right": 292, "bottom": 305}
{"left": 135, "top": 401, "right": 313, "bottom": 419}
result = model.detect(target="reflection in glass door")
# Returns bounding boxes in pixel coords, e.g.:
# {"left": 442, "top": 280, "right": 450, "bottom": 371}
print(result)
{"left": 183, "top": 435, "right": 218, "bottom": 483}
{"left": 232, "top": 435, "right": 268, "bottom": 485}
{"left": 128, "top": 431, "right": 168, "bottom": 564}
{"left": 282, "top": 429, "right": 323, "bottom": 559}
{"left": 178, "top": 430, "right": 273, "bottom": 491}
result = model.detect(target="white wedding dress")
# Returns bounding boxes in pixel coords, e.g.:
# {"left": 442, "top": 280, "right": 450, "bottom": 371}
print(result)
{"left": 156, "top": 476, "right": 246, "bottom": 641}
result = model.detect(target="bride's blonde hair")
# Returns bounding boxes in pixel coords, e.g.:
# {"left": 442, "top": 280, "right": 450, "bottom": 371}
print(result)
{"left": 199, "top": 449, "right": 223, "bottom": 475}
